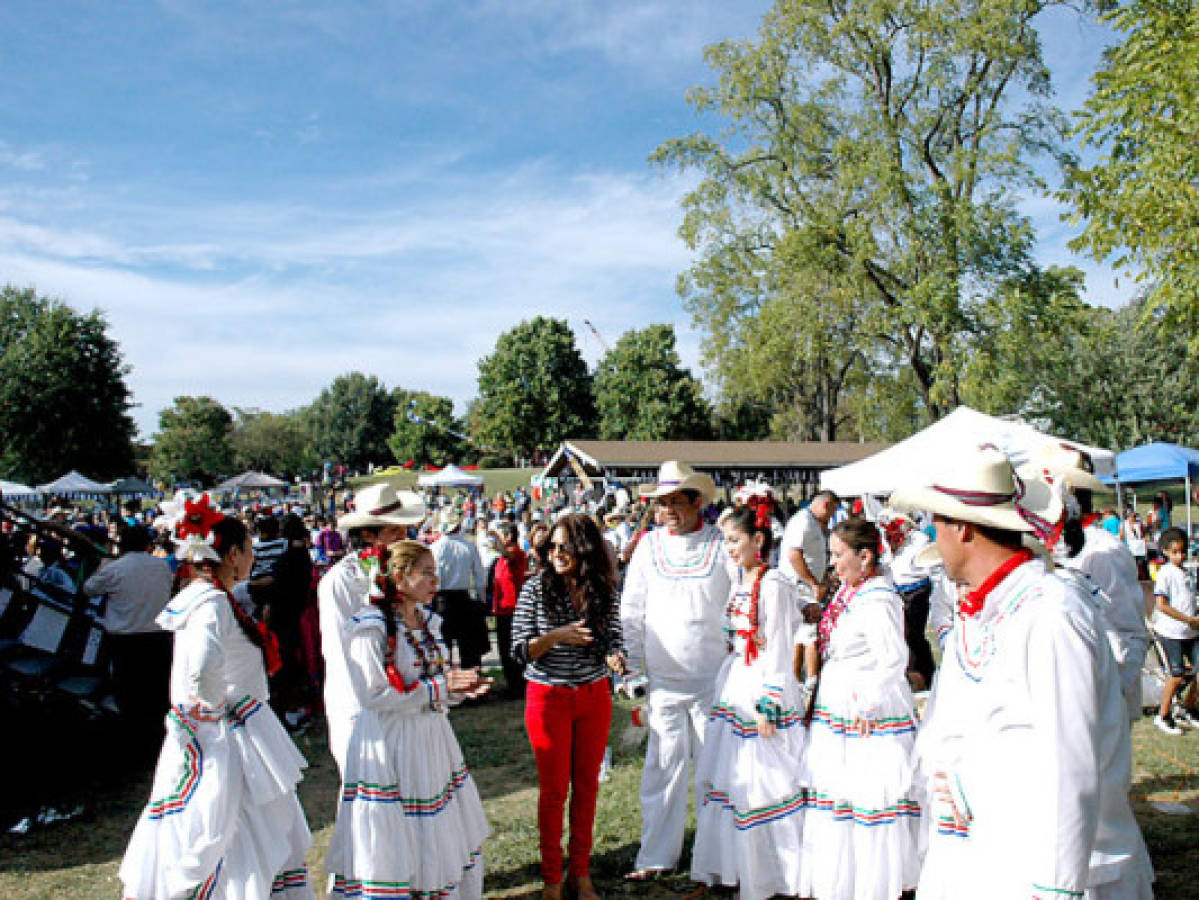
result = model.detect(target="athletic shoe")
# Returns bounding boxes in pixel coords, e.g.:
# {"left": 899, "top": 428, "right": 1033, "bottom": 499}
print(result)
{"left": 1175, "top": 708, "right": 1198, "bottom": 729}
{"left": 1154, "top": 713, "right": 1183, "bottom": 736}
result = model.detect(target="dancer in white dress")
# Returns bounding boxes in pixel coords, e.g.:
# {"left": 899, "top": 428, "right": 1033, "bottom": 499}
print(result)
{"left": 325, "top": 540, "right": 491, "bottom": 900}
{"left": 319, "top": 483, "right": 426, "bottom": 777}
{"left": 691, "top": 503, "right": 807, "bottom": 899}
{"left": 802, "top": 517, "right": 922, "bottom": 900}
{"left": 121, "top": 497, "right": 314, "bottom": 900}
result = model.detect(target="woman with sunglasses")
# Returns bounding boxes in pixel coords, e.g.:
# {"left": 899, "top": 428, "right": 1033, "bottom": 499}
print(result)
{"left": 512, "top": 514, "right": 626, "bottom": 900}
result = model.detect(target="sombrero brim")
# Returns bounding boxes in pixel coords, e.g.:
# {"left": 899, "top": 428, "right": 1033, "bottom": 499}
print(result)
{"left": 889, "top": 481, "right": 1057, "bottom": 534}
{"left": 643, "top": 474, "right": 716, "bottom": 502}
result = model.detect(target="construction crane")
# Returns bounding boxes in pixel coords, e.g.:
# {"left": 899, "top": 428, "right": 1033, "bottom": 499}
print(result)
{"left": 582, "top": 318, "right": 610, "bottom": 353}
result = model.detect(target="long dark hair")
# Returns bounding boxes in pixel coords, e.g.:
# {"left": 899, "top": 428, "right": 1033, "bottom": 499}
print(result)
{"left": 191, "top": 517, "right": 267, "bottom": 653}
{"left": 543, "top": 513, "right": 616, "bottom": 639}
{"left": 725, "top": 504, "right": 774, "bottom": 556}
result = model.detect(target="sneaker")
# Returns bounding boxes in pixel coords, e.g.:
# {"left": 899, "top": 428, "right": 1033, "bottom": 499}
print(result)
{"left": 1154, "top": 713, "right": 1183, "bottom": 736}
{"left": 1175, "top": 708, "right": 1197, "bottom": 729}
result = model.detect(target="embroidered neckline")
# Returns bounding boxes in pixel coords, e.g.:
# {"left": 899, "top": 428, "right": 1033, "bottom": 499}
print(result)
{"left": 957, "top": 549, "right": 1033, "bottom": 618}
{"left": 649, "top": 526, "right": 721, "bottom": 578}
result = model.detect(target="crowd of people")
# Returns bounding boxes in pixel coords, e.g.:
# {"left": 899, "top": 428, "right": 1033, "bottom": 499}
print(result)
{"left": 0, "top": 441, "right": 1192, "bottom": 899}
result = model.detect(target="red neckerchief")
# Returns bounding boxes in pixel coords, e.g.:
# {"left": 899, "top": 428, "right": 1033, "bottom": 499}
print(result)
{"left": 957, "top": 548, "right": 1034, "bottom": 618}
{"left": 734, "top": 565, "right": 768, "bottom": 665}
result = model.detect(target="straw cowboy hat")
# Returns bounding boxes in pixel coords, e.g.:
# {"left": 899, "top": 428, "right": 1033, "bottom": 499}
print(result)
{"left": 338, "top": 483, "right": 426, "bottom": 530}
{"left": 1016, "top": 443, "right": 1110, "bottom": 494}
{"left": 890, "top": 447, "right": 1062, "bottom": 537}
{"left": 641, "top": 460, "right": 716, "bottom": 504}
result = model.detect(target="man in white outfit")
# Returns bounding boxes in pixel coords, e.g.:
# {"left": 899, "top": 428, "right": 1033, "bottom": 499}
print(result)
{"left": 893, "top": 448, "right": 1153, "bottom": 899}
{"left": 620, "top": 461, "right": 731, "bottom": 879}
{"left": 1019, "top": 445, "right": 1150, "bottom": 725}
{"left": 317, "top": 482, "right": 425, "bottom": 776}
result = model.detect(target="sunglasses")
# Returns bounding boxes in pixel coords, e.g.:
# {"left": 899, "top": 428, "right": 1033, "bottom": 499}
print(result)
{"left": 548, "top": 542, "right": 574, "bottom": 554}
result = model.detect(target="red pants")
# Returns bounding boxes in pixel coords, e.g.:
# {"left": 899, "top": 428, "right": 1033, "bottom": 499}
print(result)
{"left": 524, "top": 677, "right": 613, "bottom": 884}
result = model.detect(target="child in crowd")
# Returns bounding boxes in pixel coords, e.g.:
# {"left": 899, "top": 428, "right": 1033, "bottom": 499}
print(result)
{"left": 1151, "top": 527, "right": 1198, "bottom": 734}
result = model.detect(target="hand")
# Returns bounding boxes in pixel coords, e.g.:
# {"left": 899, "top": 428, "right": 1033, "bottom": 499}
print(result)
{"left": 814, "top": 583, "right": 829, "bottom": 604}
{"left": 851, "top": 715, "right": 874, "bottom": 737}
{"left": 932, "top": 771, "right": 966, "bottom": 827}
{"left": 447, "top": 667, "right": 493, "bottom": 698}
{"left": 607, "top": 651, "right": 629, "bottom": 676}
{"left": 756, "top": 714, "right": 777, "bottom": 739}
{"left": 553, "top": 619, "right": 594, "bottom": 646}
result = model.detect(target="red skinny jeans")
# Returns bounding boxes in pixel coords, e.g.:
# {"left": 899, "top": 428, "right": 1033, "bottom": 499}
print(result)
{"left": 524, "top": 677, "right": 613, "bottom": 884}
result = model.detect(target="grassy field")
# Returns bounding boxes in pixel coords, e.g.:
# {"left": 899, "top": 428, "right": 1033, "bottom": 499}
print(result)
{"left": 349, "top": 468, "right": 539, "bottom": 496}
{"left": 0, "top": 682, "right": 1196, "bottom": 899}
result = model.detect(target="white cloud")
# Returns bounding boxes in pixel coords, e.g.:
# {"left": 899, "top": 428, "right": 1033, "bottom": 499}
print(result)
{"left": 1, "top": 163, "right": 700, "bottom": 438}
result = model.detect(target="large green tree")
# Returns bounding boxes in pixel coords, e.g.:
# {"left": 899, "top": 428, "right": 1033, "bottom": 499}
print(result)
{"left": 1061, "top": 0, "right": 1198, "bottom": 352}
{"left": 149, "top": 396, "right": 234, "bottom": 484}
{"left": 389, "top": 390, "right": 468, "bottom": 467}
{"left": 308, "top": 373, "right": 400, "bottom": 471}
{"left": 473, "top": 317, "right": 595, "bottom": 456}
{"left": 0, "top": 285, "right": 136, "bottom": 483}
{"left": 231, "top": 408, "right": 315, "bottom": 477}
{"left": 594, "top": 325, "right": 713, "bottom": 440}
{"left": 654, "top": 0, "right": 1070, "bottom": 429}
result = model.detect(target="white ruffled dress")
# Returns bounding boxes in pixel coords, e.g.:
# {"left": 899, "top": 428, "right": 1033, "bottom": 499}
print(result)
{"left": 691, "top": 570, "right": 808, "bottom": 899}
{"left": 120, "top": 580, "right": 314, "bottom": 899}
{"left": 324, "top": 607, "right": 490, "bottom": 900}
{"left": 801, "top": 575, "right": 922, "bottom": 900}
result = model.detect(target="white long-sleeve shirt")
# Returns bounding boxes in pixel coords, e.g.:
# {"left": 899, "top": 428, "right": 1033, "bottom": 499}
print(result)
{"left": 431, "top": 534, "right": 486, "bottom": 597}
{"left": 84, "top": 551, "right": 173, "bottom": 634}
{"left": 620, "top": 524, "right": 731, "bottom": 694}
{"left": 916, "top": 558, "right": 1152, "bottom": 899}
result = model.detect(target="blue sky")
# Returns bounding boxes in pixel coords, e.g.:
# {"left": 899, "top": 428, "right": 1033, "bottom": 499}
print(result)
{"left": 0, "top": 1, "right": 1123, "bottom": 439}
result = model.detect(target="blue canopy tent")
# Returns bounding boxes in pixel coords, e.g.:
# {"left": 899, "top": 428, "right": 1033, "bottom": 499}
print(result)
{"left": 1102, "top": 442, "right": 1199, "bottom": 556}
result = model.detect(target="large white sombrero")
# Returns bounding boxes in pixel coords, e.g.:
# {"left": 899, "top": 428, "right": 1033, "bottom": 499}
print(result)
{"left": 1016, "top": 443, "right": 1110, "bottom": 494}
{"left": 339, "top": 483, "right": 426, "bottom": 530}
{"left": 641, "top": 460, "right": 716, "bottom": 504}
{"left": 890, "top": 447, "right": 1061, "bottom": 537}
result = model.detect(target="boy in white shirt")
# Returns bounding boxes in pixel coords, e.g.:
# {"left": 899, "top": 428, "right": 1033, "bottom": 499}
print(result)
{"left": 1151, "top": 527, "right": 1199, "bottom": 735}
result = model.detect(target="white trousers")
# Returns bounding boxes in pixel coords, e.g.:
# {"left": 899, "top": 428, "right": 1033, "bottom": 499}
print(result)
{"left": 636, "top": 683, "right": 714, "bottom": 871}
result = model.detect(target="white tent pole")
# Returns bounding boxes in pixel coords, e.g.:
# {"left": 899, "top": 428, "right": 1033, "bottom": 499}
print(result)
{"left": 1187, "top": 473, "right": 1194, "bottom": 561}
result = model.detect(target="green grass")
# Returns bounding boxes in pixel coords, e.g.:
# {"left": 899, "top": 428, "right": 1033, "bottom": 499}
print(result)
{"left": 349, "top": 468, "right": 538, "bottom": 497}
{"left": 0, "top": 691, "right": 1195, "bottom": 899}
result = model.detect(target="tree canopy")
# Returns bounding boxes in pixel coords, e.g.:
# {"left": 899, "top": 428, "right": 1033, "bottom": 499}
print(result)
{"left": 1061, "top": 0, "right": 1198, "bottom": 352}
{"left": 149, "top": 396, "right": 234, "bottom": 485}
{"left": 231, "top": 408, "right": 315, "bottom": 477}
{"left": 389, "top": 390, "right": 468, "bottom": 467}
{"left": 308, "top": 373, "right": 400, "bottom": 471}
{"left": 473, "top": 317, "right": 595, "bottom": 455}
{"left": 594, "top": 324, "right": 713, "bottom": 440}
{"left": 0, "top": 285, "right": 136, "bottom": 483}
{"left": 654, "top": 0, "right": 1070, "bottom": 436}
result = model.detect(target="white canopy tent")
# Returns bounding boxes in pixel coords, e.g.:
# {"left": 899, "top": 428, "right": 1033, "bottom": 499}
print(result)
{"left": 36, "top": 470, "right": 113, "bottom": 496}
{"left": 820, "top": 406, "right": 1115, "bottom": 497}
{"left": 416, "top": 464, "right": 484, "bottom": 489}
{"left": 0, "top": 479, "right": 39, "bottom": 501}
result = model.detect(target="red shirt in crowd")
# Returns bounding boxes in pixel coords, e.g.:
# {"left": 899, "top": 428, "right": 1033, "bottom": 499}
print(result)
{"left": 493, "top": 548, "right": 528, "bottom": 615}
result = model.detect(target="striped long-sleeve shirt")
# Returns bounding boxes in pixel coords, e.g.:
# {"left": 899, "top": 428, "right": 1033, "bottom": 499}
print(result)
{"left": 511, "top": 571, "right": 623, "bottom": 687}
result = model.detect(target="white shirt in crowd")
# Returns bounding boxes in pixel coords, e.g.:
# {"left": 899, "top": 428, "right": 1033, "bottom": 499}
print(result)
{"left": 777, "top": 507, "right": 827, "bottom": 592}
{"left": 431, "top": 533, "right": 487, "bottom": 598}
{"left": 1152, "top": 562, "right": 1197, "bottom": 640}
{"left": 83, "top": 552, "right": 173, "bottom": 634}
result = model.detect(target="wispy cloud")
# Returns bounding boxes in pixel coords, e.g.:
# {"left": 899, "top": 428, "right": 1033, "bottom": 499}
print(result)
{"left": 1, "top": 162, "right": 699, "bottom": 436}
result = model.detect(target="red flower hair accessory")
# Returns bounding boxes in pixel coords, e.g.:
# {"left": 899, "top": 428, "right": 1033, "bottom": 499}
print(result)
{"left": 174, "top": 493, "right": 226, "bottom": 563}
